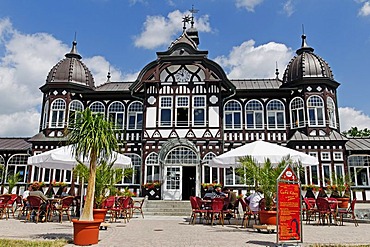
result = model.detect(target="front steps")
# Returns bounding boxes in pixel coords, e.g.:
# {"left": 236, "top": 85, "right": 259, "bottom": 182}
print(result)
{"left": 142, "top": 200, "right": 192, "bottom": 216}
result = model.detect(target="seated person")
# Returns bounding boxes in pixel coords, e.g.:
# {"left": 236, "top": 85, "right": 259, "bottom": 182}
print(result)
{"left": 203, "top": 186, "right": 217, "bottom": 199}
{"left": 22, "top": 184, "right": 32, "bottom": 202}
{"left": 214, "top": 186, "right": 227, "bottom": 198}
{"left": 60, "top": 187, "right": 69, "bottom": 197}
{"left": 246, "top": 188, "right": 264, "bottom": 212}
{"left": 29, "top": 184, "right": 48, "bottom": 221}
{"left": 222, "top": 187, "right": 237, "bottom": 209}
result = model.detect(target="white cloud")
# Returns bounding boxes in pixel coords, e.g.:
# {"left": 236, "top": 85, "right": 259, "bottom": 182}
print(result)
{"left": 283, "top": 0, "right": 295, "bottom": 17}
{"left": 235, "top": 0, "right": 264, "bottom": 12}
{"left": 215, "top": 40, "right": 293, "bottom": 78}
{"left": 134, "top": 10, "right": 211, "bottom": 49}
{"left": 0, "top": 110, "right": 40, "bottom": 137}
{"left": 0, "top": 18, "right": 125, "bottom": 137}
{"left": 339, "top": 107, "right": 370, "bottom": 132}
{"left": 359, "top": 1, "right": 370, "bottom": 16}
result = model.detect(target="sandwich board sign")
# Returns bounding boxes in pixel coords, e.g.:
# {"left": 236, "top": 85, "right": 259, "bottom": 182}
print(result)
{"left": 276, "top": 164, "right": 302, "bottom": 245}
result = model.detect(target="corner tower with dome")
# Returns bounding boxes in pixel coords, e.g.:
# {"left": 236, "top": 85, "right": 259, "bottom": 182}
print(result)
{"left": 11, "top": 16, "right": 366, "bottom": 201}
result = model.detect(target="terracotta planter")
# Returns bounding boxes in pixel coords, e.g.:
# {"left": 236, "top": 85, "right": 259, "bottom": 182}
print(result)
{"left": 337, "top": 197, "right": 350, "bottom": 208}
{"left": 72, "top": 219, "right": 103, "bottom": 246}
{"left": 93, "top": 208, "right": 108, "bottom": 221}
{"left": 259, "top": 210, "right": 277, "bottom": 225}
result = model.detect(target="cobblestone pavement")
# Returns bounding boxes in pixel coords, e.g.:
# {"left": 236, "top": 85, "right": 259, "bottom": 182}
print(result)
{"left": 0, "top": 215, "right": 369, "bottom": 247}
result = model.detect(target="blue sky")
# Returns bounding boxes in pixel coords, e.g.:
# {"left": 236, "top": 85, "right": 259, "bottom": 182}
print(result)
{"left": 0, "top": 0, "right": 370, "bottom": 136}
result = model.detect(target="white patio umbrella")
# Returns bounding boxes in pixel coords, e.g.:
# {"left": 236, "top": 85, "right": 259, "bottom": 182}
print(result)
{"left": 209, "top": 140, "right": 318, "bottom": 168}
{"left": 28, "top": 145, "right": 132, "bottom": 169}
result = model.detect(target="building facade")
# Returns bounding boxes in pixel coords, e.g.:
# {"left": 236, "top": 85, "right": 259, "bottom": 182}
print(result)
{"left": 1, "top": 20, "right": 370, "bottom": 201}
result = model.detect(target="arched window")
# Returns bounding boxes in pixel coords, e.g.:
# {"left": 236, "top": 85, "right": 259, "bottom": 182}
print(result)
{"left": 128, "top": 101, "right": 143, "bottom": 130}
{"left": 224, "top": 100, "right": 242, "bottom": 129}
{"left": 327, "top": 97, "right": 336, "bottom": 128}
{"left": 267, "top": 100, "right": 285, "bottom": 129}
{"left": 6, "top": 154, "right": 29, "bottom": 185}
{"left": 290, "top": 97, "right": 305, "bottom": 128}
{"left": 245, "top": 100, "right": 263, "bottom": 129}
{"left": 307, "top": 96, "right": 325, "bottom": 126}
{"left": 124, "top": 153, "right": 141, "bottom": 185}
{"left": 42, "top": 100, "right": 49, "bottom": 130}
{"left": 68, "top": 100, "right": 84, "bottom": 126}
{"left": 108, "top": 101, "right": 125, "bottom": 130}
{"left": 0, "top": 155, "right": 4, "bottom": 184}
{"left": 202, "top": 152, "right": 219, "bottom": 184}
{"left": 89, "top": 102, "right": 105, "bottom": 115}
{"left": 50, "top": 99, "right": 66, "bottom": 128}
{"left": 145, "top": 152, "right": 159, "bottom": 183}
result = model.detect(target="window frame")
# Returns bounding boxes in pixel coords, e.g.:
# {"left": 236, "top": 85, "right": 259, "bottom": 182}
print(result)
{"left": 245, "top": 99, "right": 264, "bottom": 129}
{"left": 49, "top": 99, "right": 66, "bottom": 128}
{"left": 266, "top": 99, "right": 285, "bottom": 130}
{"left": 127, "top": 101, "right": 143, "bottom": 130}
{"left": 192, "top": 96, "right": 206, "bottom": 127}
{"left": 108, "top": 101, "right": 125, "bottom": 130}
{"left": 224, "top": 100, "right": 242, "bottom": 130}
{"left": 290, "top": 97, "right": 305, "bottom": 129}
{"left": 159, "top": 96, "right": 173, "bottom": 127}
{"left": 307, "top": 95, "right": 325, "bottom": 127}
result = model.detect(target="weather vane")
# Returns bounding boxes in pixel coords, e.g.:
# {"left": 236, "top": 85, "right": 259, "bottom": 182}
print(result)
{"left": 189, "top": 5, "right": 199, "bottom": 28}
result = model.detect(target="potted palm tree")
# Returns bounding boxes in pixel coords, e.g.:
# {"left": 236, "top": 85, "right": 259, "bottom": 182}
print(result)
{"left": 66, "top": 108, "right": 118, "bottom": 246}
{"left": 236, "top": 156, "right": 287, "bottom": 225}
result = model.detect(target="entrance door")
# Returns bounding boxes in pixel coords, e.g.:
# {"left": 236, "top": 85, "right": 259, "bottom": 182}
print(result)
{"left": 163, "top": 166, "right": 182, "bottom": 200}
{"left": 182, "top": 166, "right": 196, "bottom": 200}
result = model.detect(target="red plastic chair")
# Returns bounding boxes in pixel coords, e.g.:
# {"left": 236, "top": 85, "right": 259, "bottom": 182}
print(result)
{"left": 316, "top": 197, "right": 332, "bottom": 226}
{"left": 26, "top": 196, "right": 48, "bottom": 223}
{"left": 209, "top": 198, "right": 224, "bottom": 226}
{"left": 118, "top": 196, "right": 132, "bottom": 223}
{"left": 0, "top": 194, "right": 11, "bottom": 220}
{"left": 189, "top": 196, "right": 208, "bottom": 225}
{"left": 55, "top": 196, "right": 75, "bottom": 223}
{"left": 338, "top": 198, "right": 359, "bottom": 226}
{"left": 5, "top": 194, "right": 18, "bottom": 219}
{"left": 303, "top": 197, "right": 318, "bottom": 224}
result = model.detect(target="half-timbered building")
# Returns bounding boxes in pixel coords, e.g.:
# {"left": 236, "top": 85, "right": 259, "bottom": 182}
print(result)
{"left": 1, "top": 19, "right": 370, "bottom": 201}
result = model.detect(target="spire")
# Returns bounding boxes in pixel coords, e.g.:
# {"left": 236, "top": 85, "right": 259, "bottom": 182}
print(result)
{"left": 186, "top": 5, "right": 200, "bottom": 45}
{"left": 275, "top": 61, "right": 279, "bottom": 79}
{"left": 296, "top": 27, "right": 314, "bottom": 55}
{"left": 65, "top": 34, "right": 82, "bottom": 59}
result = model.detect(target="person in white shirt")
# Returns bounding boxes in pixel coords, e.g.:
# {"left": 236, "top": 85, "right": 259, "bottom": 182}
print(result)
{"left": 22, "top": 184, "right": 32, "bottom": 201}
{"left": 246, "top": 188, "right": 264, "bottom": 213}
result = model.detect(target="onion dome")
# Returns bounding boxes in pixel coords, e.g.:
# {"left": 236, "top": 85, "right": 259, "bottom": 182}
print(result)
{"left": 46, "top": 41, "right": 95, "bottom": 88}
{"left": 283, "top": 34, "right": 333, "bottom": 84}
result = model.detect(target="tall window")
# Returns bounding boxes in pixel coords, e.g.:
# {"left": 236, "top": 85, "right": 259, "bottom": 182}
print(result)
{"left": 176, "top": 96, "right": 189, "bottom": 127}
{"left": 145, "top": 152, "right": 160, "bottom": 183}
{"left": 348, "top": 155, "right": 370, "bottom": 187}
{"left": 307, "top": 96, "right": 325, "bottom": 126}
{"left": 89, "top": 102, "right": 105, "bottom": 115}
{"left": 327, "top": 97, "right": 336, "bottom": 128}
{"left": 124, "top": 154, "right": 141, "bottom": 185}
{"left": 42, "top": 100, "right": 49, "bottom": 129}
{"left": 267, "top": 100, "right": 285, "bottom": 129}
{"left": 224, "top": 100, "right": 242, "bottom": 129}
{"left": 108, "top": 101, "right": 125, "bottom": 130}
{"left": 193, "top": 96, "right": 206, "bottom": 126}
{"left": 290, "top": 97, "right": 305, "bottom": 128}
{"left": 50, "top": 99, "right": 66, "bottom": 128}
{"left": 245, "top": 100, "right": 263, "bottom": 129}
{"left": 202, "top": 152, "right": 218, "bottom": 184}
{"left": 160, "top": 96, "right": 172, "bottom": 126}
{"left": 128, "top": 101, "right": 143, "bottom": 130}
{"left": 68, "top": 100, "right": 84, "bottom": 126}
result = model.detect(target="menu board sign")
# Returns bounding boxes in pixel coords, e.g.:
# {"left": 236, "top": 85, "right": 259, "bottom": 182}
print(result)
{"left": 277, "top": 165, "right": 302, "bottom": 244}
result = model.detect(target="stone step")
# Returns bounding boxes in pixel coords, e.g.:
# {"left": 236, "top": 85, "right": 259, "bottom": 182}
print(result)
{"left": 142, "top": 200, "right": 192, "bottom": 216}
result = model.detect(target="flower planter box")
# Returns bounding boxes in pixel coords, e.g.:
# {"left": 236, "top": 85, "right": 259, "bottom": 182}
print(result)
{"left": 142, "top": 188, "right": 161, "bottom": 200}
